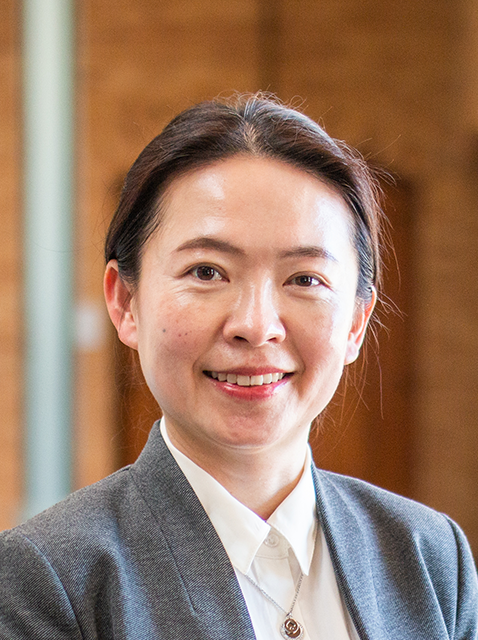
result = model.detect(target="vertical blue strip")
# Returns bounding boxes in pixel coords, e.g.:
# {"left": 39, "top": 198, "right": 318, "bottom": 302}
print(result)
{"left": 23, "top": 0, "right": 75, "bottom": 518}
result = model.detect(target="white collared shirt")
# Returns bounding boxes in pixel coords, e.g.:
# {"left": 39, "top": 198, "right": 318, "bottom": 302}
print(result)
{"left": 160, "top": 419, "right": 358, "bottom": 639}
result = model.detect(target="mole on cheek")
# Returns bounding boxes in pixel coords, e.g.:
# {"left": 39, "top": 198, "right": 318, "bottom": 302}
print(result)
{"left": 162, "top": 329, "right": 166, "bottom": 333}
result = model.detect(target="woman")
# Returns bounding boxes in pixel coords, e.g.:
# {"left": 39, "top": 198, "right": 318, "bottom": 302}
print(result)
{"left": 0, "top": 95, "right": 477, "bottom": 639}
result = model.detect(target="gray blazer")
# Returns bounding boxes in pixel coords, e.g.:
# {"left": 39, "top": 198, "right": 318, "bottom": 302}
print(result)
{"left": 0, "top": 422, "right": 477, "bottom": 639}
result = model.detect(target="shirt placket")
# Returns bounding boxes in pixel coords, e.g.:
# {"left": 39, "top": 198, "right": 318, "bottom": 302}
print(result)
{"left": 249, "top": 528, "right": 309, "bottom": 639}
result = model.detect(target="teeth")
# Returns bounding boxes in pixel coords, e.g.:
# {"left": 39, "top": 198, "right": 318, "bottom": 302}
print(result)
{"left": 209, "top": 372, "right": 286, "bottom": 386}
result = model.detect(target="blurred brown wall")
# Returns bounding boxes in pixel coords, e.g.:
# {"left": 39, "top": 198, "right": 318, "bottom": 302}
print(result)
{"left": 0, "top": 0, "right": 22, "bottom": 530}
{"left": 1, "top": 0, "right": 478, "bottom": 557}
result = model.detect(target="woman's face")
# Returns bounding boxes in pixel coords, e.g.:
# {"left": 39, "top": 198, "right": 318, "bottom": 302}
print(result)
{"left": 106, "top": 156, "right": 374, "bottom": 463}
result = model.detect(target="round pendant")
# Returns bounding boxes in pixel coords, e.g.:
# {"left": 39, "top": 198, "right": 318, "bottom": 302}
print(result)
{"left": 280, "top": 616, "right": 304, "bottom": 639}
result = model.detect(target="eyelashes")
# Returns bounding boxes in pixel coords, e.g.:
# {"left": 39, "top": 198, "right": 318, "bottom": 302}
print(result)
{"left": 287, "top": 274, "right": 323, "bottom": 288}
{"left": 188, "top": 264, "right": 327, "bottom": 290}
{"left": 189, "top": 265, "right": 225, "bottom": 281}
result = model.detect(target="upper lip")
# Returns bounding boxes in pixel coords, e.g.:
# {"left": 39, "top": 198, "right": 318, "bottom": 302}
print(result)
{"left": 204, "top": 367, "right": 292, "bottom": 376}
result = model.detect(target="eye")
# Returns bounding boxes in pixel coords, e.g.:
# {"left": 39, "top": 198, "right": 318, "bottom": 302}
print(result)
{"left": 288, "top": 274, "right": 322, "bottom": 287}
{"left": 190, "top": 265, "right": 223, "bottom": 281}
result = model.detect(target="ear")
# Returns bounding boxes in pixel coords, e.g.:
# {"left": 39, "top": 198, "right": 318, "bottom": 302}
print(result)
{"left": 344, "top": 287, "right": 377, "bottom": 365}
{"left": 104, "top": 260, "right": 139, "bottom": 350}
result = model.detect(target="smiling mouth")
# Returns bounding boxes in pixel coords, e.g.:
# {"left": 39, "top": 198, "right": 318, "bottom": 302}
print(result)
{"left": 204, "top": 371, "right": 288, "bottom": 386}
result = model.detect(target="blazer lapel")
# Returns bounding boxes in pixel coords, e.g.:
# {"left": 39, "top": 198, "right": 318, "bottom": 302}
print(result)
{"left": 131, "top": 422, "right": 256, "bottom": 640}
{"left": 313, "top": 467, "right": 389, "bottom": 640}
{"left": 130, "top": 423, "right": 391, "bottom": 640}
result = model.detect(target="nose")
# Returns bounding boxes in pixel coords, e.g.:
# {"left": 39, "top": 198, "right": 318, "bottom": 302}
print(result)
{"left": 223, "top": 279, "right": 286, "bottom": 347}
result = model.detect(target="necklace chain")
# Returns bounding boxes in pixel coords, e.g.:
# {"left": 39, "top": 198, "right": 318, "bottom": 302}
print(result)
{"left": 243, "top": 571, "right": 304, "bottom": 617}
{"left": 242, "top": 525, "right": 317, "bottom": 639}
{"left": 243, "top": 571, "right": 305, "bottom": 639}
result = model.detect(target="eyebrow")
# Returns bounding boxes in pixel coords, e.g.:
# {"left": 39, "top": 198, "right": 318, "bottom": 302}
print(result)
{"left": 175, "top": 237, "right": 337, "bottom": 262}
{"left": 175, "top": 237, "right": 246, "bottom": 256}
{"left": 279, "top": 246, "right": 338, "bottom": 262}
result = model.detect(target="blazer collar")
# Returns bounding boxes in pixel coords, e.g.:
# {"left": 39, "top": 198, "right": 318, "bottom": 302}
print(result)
{"left": 131, "top": 421, "right": 256, "bottom": 640}
{"left": 313, "top": 467, "right": 388, "bottom": 640}
{"left": 131, "top": 421, "right": 389, "bottom": 640}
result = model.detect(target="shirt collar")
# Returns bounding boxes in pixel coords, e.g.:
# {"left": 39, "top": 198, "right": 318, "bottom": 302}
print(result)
{"left": 267, "top": 446, "right": 318, "bottom": 575}
{"left": 160, "top": 418, "right": 318, "bottom": 576}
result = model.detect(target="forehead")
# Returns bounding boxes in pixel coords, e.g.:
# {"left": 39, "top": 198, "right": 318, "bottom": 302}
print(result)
{"left": 156, "top": 156, "right": 356, "bottom": 249}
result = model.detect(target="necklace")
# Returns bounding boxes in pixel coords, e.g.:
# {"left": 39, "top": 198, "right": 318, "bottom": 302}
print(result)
{"left": 243, "top": 571, "right": 305, "bottom": 639}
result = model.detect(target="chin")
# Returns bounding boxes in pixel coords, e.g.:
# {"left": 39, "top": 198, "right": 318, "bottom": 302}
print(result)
{"left": 211, "top": 418, "right": 303, "bottom": 451}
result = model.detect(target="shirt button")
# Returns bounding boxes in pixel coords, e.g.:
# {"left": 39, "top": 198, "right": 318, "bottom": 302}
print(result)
{"left": 264, "top": 532, "right": 280, "bottom": 547}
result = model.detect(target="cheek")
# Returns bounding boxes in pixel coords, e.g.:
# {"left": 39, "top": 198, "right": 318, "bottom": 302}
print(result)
{"left": 295, "top": 306, "right": 352, "bottom": 374}
{"left": 136, "top": 304, "right": 210, "bottom": 386}
{"left": 138, "top": 330, "right": 197, "bottom": 408}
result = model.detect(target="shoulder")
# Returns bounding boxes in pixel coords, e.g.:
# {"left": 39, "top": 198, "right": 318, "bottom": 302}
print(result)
{"left": 4, "top": 464, "right": 135, "bottom": 544}
{"left": 315, "top": 467, "right": 448, "bottom": 527}
{"left": 0, "top": 424, "right": 203, "bottom": 587}
{"left": 0, "top": 466, "right": 139, "bottom": 639}
{"left": 0, "top": 423, "right": 177, "bottom": 555}
{"left": 0, "top": 464, "right": 147, "bottom": 592}
{"left": 0, "top": 454, "right": 188, "bottom": 639}
{"left": 314, "top": 468, "right": 478, "bottom": 637}
{"left": 314, "top": 467, "right": 471, "bottom": 557}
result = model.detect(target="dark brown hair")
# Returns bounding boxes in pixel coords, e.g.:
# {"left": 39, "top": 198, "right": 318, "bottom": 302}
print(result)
{"left": 105, "top": 94, "right": 383, "bottom": 303}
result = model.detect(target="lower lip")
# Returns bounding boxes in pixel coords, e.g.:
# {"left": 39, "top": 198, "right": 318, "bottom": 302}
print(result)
{"left": 206, "top": 375, "right": 289, "bottom": 400}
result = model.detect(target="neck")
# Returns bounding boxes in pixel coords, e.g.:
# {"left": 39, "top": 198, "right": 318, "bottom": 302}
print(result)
{"left": 164, "top": 421, "right": 309, "bottom": 520}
